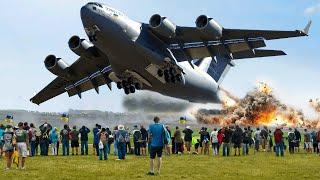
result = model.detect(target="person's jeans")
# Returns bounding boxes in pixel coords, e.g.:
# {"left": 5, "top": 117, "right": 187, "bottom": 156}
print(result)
{"left": 117, "top": 142, "right": 127, "bottom": 159}
{"left": 289, "top": 142, "right": 295, "bottom": 154}
{"left": 212, "top": 143, "right": 219, "bottom": 155}
{"left": 94, "top": 143, "right": 99, "bottom": 156}
{"left": 99, "top": 144, "right": 108, "bottom": 160}
{"left": 30, "top": 140, "right": 36, "bottom": 156}
{"left": 242, "top": 143, "right": 249, "bottom": 155}
{"left": 81, "top": 141, "right": 88, "bottom": 155}
{"left": 114, "top": 141, "right": 118, "bottom": 156}
{"left": 107, "top": 143, "right": 111, "bottom": 154}
{"left": 255, "top": 140, "right": 260, "bottom": 151}
{"left": 40, "top": 139, "right": 49, "bottom": 156}
{"left": 275, "top": 142, "right": 284, "bottom": 156}
{"left": 175, "top": 142, "right": 183, "bottom": 154}
{"left": 51, "top": 142, "right": 58, "bottom": 155}
{"left": 126, "top": 142, "right": 131, "bottom": 153}
{"left": 223, "top": 143, "right": 230, "bottom": 156}
{"left": 62, "top": 140, "right": 69, "bottom": 156}
{"left": 134, "top": 142, "right": 141, "bottom": 155}
{"left": 57, "top": 141, "right": 59, "bottom": 155}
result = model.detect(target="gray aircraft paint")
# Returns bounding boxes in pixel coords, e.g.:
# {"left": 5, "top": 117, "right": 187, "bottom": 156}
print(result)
{"left": 80, "top": 3, "right": 219, "bottom": 103}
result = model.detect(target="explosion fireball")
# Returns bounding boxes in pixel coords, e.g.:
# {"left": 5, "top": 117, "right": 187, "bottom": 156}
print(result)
{"left": 195, "top": 82, "right": 319, "bottom": 128}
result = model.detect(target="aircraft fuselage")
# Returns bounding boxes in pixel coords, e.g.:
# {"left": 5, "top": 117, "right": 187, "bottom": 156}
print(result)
{"left": 80, "top": 3, "right": 220, "bottom": 103}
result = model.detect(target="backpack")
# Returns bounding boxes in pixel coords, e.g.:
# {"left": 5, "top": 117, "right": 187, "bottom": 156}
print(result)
{"left": 118, "top": 131, "right": 129, "bottom": 143}
{"left": 100, "top": 132, "right": 108, "bottom": 143}
{"left": 3, "top": 132, "right": 14, "bottom": 151}
{"left": 288, "top": 132, "right": 295, "bottom": 142}
{"left": 29, "top": 128, "right": 36, "bottom": 141}
{"left": 133, "top": 130, "right": 141, "bottom": 142}
{"left": 163, "top": 125, "right": 171, "bottom": 145}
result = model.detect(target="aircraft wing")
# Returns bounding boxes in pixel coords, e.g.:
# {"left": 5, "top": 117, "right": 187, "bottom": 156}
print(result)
{"left": 30, "top": 56, "right": 112, "bottom": 105}
{"left": 152, "top": 21, "right": 311, "bottom": 61}
{"left": 223, "top": 20, "right": 311, "bottom": 40}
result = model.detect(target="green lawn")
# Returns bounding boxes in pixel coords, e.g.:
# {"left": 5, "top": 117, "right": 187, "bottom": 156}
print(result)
{"left": 1, "top": 147, "right": 319, "bottom": 180}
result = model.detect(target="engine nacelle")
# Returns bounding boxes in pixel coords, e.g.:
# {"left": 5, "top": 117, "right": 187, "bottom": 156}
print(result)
{"left": 68, "top": 36, "right": 100, "bottom": 58}
{"left": 196, "top": 15, "right": 223, "bottom": 39}
{"left": 44, "top": 55, "right": 72, "bottom": 80}
{"left": 149, "top": 14, "right": 176, "bottom": 38}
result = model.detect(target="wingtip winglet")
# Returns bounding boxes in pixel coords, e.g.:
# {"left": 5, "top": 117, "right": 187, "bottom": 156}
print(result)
{"left": 303, "top": 20, "right": 312, "bottom": 35}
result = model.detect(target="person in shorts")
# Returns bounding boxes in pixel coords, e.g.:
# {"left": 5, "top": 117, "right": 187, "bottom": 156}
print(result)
{"left": 140, "top": 125, "right": 148, "bottom": 156}
{"left": 70, "top": 126, "right": 80, "bottom": 155}
{"left": 147, "top": 117, "right": 165, "bottom": 176}
{"left": 15, "top": 122, "right": 29, "bottom": 169}
{"left": 232, "top": 125, "right": 243, "bottom": 156}
{"left": 183, "top": 126, "right": 193, "bottom": 154}
{"left": 3, "top": 125, "right": 15, "bottom": 170}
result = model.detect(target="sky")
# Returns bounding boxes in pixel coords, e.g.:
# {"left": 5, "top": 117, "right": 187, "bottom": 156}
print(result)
{"left": 0, "top": 0, "right": 320, "bottom": 117}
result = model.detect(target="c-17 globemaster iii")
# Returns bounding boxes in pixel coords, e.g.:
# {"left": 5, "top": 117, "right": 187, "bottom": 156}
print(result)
{"left": 30, "top": 2, "right": 311, "bottom": 105}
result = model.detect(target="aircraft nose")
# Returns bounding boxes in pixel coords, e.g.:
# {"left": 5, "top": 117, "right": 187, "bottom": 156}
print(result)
{"left": 80, "top": 5, "right": 91, "bottom": 21}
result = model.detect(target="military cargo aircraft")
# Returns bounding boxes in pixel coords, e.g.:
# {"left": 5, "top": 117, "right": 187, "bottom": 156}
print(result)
{"left": 30, "top": 2, "right": 311, "bottom": 105}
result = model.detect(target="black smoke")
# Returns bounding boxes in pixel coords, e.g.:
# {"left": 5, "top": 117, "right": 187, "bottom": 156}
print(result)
{"left": 122, "top": 91, "right": 191, "bottom": 113}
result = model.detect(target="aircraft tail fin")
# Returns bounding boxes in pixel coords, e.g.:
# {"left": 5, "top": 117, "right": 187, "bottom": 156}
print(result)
{"left": 197, "top": 55, "right": 233, "bottom": 84}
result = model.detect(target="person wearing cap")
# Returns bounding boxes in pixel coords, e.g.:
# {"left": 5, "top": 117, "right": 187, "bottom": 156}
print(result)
{"left": 70, "top": 126, "right": 80, "bottom": 155}
{"left": 183, "top": 126, "right": 193, "bottom": 154}
{"left": 3, "top": 125, "right": 15, "bottom": 170}
{"left": 15, "top": 122, "right": 30, "bottom": 169}
{"left": 79, "top": 125, "right": 90, "bottom": 155}
{"left": 116, "top": 125, "right": 129, "bottom": 160}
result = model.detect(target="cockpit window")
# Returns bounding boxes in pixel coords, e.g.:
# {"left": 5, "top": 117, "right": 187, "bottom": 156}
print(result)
{"left": 87, "top": 2, "right": 103, "bottom": 8}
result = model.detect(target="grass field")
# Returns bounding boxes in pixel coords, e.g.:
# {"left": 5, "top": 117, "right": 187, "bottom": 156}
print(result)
{"left": 1, "top": 147, "right": 319, "bottom": 180}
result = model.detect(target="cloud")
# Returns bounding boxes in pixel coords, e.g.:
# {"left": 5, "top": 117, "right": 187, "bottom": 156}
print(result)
{"left": 305, "top": 3, "right": 320, "bottom": 14}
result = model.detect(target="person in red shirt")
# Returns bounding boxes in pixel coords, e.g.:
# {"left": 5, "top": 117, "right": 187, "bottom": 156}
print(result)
{"left": 274, "top": 127, "right": 284, "bottom": 157}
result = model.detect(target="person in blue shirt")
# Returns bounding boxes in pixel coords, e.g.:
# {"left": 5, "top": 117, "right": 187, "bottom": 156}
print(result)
{"left": 93, "top": 124, "right": 101, "bottom": 156}
{"left": 0, "top": 124, "right": 5, "bottom": 157}
{"left": 147, "top": 117, "right": 165, "bottom": 176}
{"left": 49, "top": 128, "right": 59, "bottom": 156}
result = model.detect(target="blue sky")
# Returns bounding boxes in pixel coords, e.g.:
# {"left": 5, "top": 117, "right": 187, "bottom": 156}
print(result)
{"left": 0, "top": 0, "right": 319, "bottom": 117}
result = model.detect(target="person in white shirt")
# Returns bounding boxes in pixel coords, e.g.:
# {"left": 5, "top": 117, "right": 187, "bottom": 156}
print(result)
{"left": 210, "top": 128, "right": 219, "bottom": 156}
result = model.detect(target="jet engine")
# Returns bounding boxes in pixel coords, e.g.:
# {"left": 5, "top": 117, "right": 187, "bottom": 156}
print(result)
{"left": 44, "top": 55, "right": 72, "bottom": 80}
{"left": 68, "top": 36, "right": 100, "bottom": 58}
{"left": 195, "top": 15, "right": 223, "bottom": 39}
{"left": 149, "top": 14, "right": 176, "bottom": 38}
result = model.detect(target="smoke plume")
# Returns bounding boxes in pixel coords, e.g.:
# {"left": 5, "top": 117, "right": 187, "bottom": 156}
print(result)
{"left": 122, "top": 91, "right": 191, "bottom": 113}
